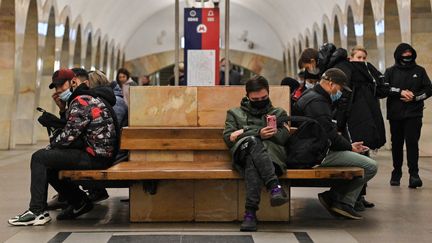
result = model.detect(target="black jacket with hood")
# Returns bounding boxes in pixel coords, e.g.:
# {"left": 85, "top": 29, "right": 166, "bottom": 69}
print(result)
{"left": 348, "top": 61, "right": 387, "bottom": 149}
{"left": 384, "top": 43, "right": 432, "bottom": 120}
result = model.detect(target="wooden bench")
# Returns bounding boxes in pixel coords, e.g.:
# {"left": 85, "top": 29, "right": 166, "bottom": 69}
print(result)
{"left": 60, "top": 86, "right": 364, "bottom": 222}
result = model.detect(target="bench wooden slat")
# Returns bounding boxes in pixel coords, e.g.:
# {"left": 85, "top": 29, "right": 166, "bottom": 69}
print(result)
{"left": 121, "top": 127, "right": 227, "bottom": 150}
{"left": 59, "top": 161, "right": 364, "bottom": 181}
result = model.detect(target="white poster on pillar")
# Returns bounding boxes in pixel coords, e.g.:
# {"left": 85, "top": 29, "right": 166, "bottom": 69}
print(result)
{"left": 187, "top": 49, "right": 216, "bottom": 86}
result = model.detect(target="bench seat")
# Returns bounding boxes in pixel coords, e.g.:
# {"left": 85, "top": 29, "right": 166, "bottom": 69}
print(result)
{"left": 60, "top": 161, "right": 363, "bottom": 181}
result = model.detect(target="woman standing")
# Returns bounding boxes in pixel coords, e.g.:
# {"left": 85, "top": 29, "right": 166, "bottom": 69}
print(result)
{"left": 348, "top": 46, "right": 388, "bottom": 210}
{"left": 385, "top": 43, "right": 432, "bottom": 188}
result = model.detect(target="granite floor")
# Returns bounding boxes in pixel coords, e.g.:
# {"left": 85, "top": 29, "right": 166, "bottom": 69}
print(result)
{"left": 1, "top": 143, "right": 432, "bottom": 243}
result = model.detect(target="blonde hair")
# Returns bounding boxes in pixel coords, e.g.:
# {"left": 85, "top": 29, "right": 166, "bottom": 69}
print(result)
{"left": 88, "top": 70, "right": 110, "bottom": 88}
{"left": 351, "top": 45, "right": 368, "bottom": 57}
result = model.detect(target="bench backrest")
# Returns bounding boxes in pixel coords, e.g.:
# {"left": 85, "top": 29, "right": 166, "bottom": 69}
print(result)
{"left": 128, "top": 86, "right": 291, "bottom": 127}
{"left": 123, "top": 86, "right": 290, "bottom": 161}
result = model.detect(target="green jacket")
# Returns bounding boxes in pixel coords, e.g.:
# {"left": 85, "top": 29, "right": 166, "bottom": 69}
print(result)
{"left": 223, "top": 97, "right": 290, "bottom": 173}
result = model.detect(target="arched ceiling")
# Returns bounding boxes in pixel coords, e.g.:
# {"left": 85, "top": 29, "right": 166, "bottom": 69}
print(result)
{"left": 49, "top": 0, "right": 349, "bottom": 59}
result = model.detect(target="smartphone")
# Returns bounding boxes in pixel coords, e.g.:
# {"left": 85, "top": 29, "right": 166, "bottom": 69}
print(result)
{"left": 36, "top": 107, "right": 46, "bottom": 113}
{"left": 266, "top": 115, "right": 277, "bottom": 129}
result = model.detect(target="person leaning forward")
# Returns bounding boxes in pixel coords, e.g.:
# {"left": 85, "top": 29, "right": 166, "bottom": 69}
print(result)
{"left": 293, "top": 68, "right": 378, "bottom": 220}
{"left": 8, "top": 69, "right": 119, "bottom": 226}
{"left": 223, "top": 76, "right": 290, "bottom": 232}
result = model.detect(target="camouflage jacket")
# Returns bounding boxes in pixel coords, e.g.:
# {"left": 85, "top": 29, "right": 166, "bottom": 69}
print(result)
{"left": 51, "top": 93, "right": 118, "bottom": 158}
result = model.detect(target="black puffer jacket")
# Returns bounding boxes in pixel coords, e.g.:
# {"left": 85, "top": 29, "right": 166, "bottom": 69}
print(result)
{"left": 384, "top": 43, "right": 432, "bottom": 120}
{"left": 293, "top": 85, "right": 352, "bottom": 152}
{"left": 348, "top": 62, "right": 387, "bottom": 149}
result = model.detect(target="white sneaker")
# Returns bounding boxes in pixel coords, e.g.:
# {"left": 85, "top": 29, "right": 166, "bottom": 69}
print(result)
{"left": 8, "top": 210, "right": 51, "bottom": 226}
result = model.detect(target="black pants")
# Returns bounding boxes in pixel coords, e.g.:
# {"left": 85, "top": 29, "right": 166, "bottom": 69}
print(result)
{"left": 234, "top": 137, "right": 279, "bottom": 212}
{"left": 29, "top": 148, "right": 109, "bottom": 214}
{"left": 390, "top": 118, "right": 423, "bottom": 176}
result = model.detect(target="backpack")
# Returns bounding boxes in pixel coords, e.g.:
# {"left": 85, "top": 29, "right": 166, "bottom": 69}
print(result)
{"left": 283, "top": 116, "right": 331, "bottom": 169}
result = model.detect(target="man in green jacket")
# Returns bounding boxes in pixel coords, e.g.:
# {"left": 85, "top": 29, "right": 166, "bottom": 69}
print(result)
{"left": 223, "top": 76, "right": 290, "bottom": 232}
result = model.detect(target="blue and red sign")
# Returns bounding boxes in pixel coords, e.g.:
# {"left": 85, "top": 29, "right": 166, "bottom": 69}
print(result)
{"left": 184, "top": 8, "right": 220, "bottom": 85}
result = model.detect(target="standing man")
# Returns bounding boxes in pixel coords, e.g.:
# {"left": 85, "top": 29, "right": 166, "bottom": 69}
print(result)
{"left": 385, "top": 43, "right": 432, "bottom": 188}
{"left": 294, "top": 68, "right": 378, "bottom": 220}
{"left": 220, "top": 58, "right": 242, "bottom": 85}
{"left": 223, "top": 76, "right": 290, "bottom": 231}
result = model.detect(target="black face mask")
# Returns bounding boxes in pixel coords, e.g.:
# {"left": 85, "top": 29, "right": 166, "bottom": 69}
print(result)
{"left": 401, "top": 55, "right": 413, "bottom": 64}
{"left": 250, "top": 98, "right": 270, "bottom": 109}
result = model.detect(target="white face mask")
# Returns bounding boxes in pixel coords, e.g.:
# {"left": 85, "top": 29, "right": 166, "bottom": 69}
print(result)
{"left": 298, "top": 80, "right": 305, "bottom": 85}
{"left": 305, "top": 82, "right": 315, "bottom": 89}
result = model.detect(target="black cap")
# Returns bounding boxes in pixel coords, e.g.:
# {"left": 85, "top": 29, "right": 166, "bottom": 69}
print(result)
{"left": 321, "top": 68, "right": 352, "bottom": 92}
{"left": 49, "top": 69, "right": 75, "bottom": 89}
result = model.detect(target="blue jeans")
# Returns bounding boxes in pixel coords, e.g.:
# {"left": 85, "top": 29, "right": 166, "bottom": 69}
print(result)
{"left": 320, "top": 151, "right": 378, "bottom": 207}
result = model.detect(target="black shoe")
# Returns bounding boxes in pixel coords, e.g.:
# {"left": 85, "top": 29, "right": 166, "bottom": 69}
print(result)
{"left": 46, "top": 194, "right": 68, "bottom": 210}
{"left": 318, "top": 191, "right": 342, "bottom": 218}
{"left": 354, "top": 199, "right": 366, "bottom": 212}
{"left": 409, "top": 174, "right": 423, "bottom": 189}
{"left": 330, "top": 202, "right": 363, "bottom": 220}
{"left": 56, "top": 200, "right": 93, "bottom": 220}
{"left": 87, "top": 189, "right": 109, "bottom": 203}
{"left": 360, "top": 196, "right": 375, "bottom": 208}
{"left": 240, "top": 212, "right": 257, "bottom": 232}
{"left": 269, "top": 185, "right": 288, "bottom": 207}
{"left": 390, "top": 170, "right": 402, "bottom": 186}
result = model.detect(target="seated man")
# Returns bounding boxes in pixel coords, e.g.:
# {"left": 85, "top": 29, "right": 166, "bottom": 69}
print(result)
{"left": 8, "top": 69, "right": 119, "bottom": 226}
{"left": 293, "top": 68, "right": 378, "bottom": 219}
{"left": 223, "top": 76, "right": 290, "bottom": 232}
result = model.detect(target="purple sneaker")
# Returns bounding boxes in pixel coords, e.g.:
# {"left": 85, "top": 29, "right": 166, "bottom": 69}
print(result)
{"left": 240, "top": 212, "right": 257, "bottom": 232}
{"left": 270, "top": 185, "right": 288, "bottom": 207}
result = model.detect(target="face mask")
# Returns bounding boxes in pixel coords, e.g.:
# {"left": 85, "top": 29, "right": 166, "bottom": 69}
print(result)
{"left": 250, "top": 98, "right": 270, "bottom": 109}
{"left": 401, "top": 56, "right": 413, "bottom": 64}
{"left": 308, "top": 66, "right": 320, "bottom": 75}
{"left": 220, "top": 66, "right": 225, "bottom": 72}
{"left": 59, "top": 89, "right": 72, "bottom": 102}
{"left": 298, "top": 80, "right": 304, "bottom": 85}
{"left": 330, "top": 90, "right": 343, "bottom": 102}
{"left": 305, "top": 82, "right": 315, "bottom": 89}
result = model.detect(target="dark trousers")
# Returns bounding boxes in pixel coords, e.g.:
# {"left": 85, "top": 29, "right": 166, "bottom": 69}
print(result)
{"left": 29, "top": 148, "right": 109, "bottom": 214}
{"left": 234, "top": 137, "right": 279, "bottom": 212}
{"left": 390, "top": 117, "right": 423, "bottom": 176}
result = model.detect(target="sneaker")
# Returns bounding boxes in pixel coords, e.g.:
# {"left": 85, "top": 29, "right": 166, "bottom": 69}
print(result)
{"left": 240, "top": 212, "right": 257, "bottom": 232}
{"left": 330, "top": 202, "right": 363, "bottom": 220}
{"left": 269, "top": 185, "right": 288, "bottom": 207}
{"left": 409, "top": 174, "right": 423, "bottom": 189}
{"left": 56, "top": 200, "right": 93, "bottom": 220}
{"left": 390, "top": 170, "right": 401, "bottom": 186}
{"left": 46, "top": 194, "right": 68, "bottom": 210}
{"left": 87, "top": 189, "right": 109, "bottom": 203}
{"left": 8, "top": 210, "right": 51, "bottom": 226}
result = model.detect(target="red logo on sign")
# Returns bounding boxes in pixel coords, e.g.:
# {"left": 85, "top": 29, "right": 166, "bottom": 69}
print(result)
{"left": 197, "top": 24, "right": 207, "bottom": 33}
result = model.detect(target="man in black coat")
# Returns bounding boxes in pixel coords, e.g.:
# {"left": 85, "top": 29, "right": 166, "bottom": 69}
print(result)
{"left": 385, "top": 43, "right": 432, "bottom": 188}
{"left": 294, "top": 68, "right": 378, "bottom": 220}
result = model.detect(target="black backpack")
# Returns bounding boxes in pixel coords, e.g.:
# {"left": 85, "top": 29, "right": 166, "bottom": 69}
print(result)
{"left": 283, "top": 116, "right": 331, "bottom": 169}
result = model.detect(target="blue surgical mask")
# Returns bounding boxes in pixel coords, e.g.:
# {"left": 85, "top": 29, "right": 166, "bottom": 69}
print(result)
{"left": 59, "top": 89, "right": 72, "bottom": 102}
{"left": 330, "top": 90, "right": 343, "bottom": 102}
{"left": 305, "top": 82, "right": 314, "bottom": 89}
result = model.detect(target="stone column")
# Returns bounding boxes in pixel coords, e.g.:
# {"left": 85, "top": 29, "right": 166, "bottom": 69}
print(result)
{"left": 0, "top": 0, "right": 16, "bottom": 149}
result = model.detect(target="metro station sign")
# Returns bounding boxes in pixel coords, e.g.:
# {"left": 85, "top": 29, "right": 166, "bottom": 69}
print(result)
{"left": 184, "top": 8, "right": 220, "bottom": 86}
